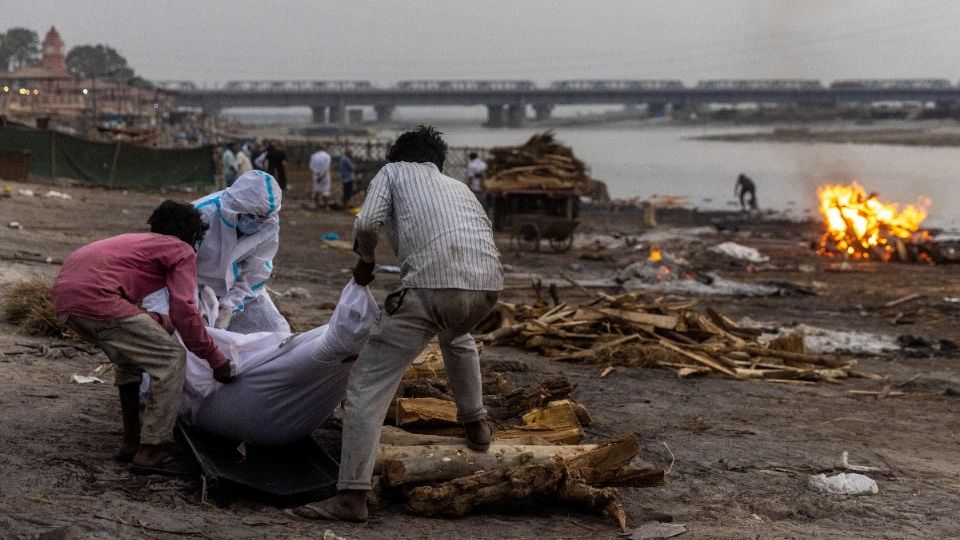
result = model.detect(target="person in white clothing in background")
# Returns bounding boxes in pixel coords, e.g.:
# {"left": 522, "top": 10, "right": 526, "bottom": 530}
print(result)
{"left": 309, "top": 144, "right": 333, "bottom": 211}
{"left": 235, "top": 144, "right": 253, "bottom": 175}
{"left": 192, "top": 170, "right": 289, "bottom": 333}
{"left": 466, "top": 152, "right": 487, "bottom": 202}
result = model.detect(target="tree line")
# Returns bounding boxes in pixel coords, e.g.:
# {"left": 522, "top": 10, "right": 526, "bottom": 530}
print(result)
{"left": 0, "top": 26, "right": 151, "bottom": 88}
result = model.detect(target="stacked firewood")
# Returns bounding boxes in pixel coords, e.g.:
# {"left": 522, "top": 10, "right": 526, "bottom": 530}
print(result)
{"left": 476, "top": 292, "right": 876, "bottom": 384}
{"left": 372, "top": 342, "right": 663, "bottom": 529}
{"left": 485, "top": 131, "right": 608, "bottom": 198}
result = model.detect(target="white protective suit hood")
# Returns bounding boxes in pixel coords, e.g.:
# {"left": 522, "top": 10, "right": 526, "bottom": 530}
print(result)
{"left": 193, "top": 170, "right": 282, "bottom": 314}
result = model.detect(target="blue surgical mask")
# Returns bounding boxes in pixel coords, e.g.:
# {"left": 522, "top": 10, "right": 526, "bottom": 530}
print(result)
{"left": 237, "top": 214, "right": 266, "bottom": 235}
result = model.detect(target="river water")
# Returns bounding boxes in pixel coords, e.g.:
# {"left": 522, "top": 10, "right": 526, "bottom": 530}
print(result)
{"left": 227, "top": 110, "right": 960, "bottom": 229}
{"left": 437, "top": 124, "right": 960, "bottom": 229}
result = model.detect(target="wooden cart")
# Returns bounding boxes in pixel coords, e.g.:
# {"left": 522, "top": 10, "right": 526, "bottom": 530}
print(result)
{"left": 482, "top": 188, "right": 580, "bottom": 253}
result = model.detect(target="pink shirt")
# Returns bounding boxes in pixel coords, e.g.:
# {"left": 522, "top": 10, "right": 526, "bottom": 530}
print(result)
{"left": 52, "top": 233, "right": 227, "bottom": 369}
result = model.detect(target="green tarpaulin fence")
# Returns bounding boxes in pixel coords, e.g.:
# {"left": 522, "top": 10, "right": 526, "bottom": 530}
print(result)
{"left": 0, "top": 125, "right": 214, "bottom": 188}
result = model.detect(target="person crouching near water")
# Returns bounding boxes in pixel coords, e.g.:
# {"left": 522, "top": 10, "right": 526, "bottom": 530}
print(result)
{"left": 51, "top": 201, "right": 236, "bottom": 474}
{"left": 192, "top": 170, "right": 289, "bottom": 333}
{"left": 287, "top": 126, "right": 504, "bottom": 522}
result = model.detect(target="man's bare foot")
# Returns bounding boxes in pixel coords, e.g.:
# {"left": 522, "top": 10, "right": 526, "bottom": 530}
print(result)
{"left": 287, "top": 490, "right": 368, "bottom": 522}
{"left": 114, "top": 437, "right": 139, "bottom": 462}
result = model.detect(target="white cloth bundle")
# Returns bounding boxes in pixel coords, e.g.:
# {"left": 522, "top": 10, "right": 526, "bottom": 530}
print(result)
{"left": 143, "top": 280, "right": 378, "bottom": 445}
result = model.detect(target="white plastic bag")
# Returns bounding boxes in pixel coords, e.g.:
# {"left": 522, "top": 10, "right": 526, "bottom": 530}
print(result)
{"left": 709, "top": 241, "right": 770, "bottom": 263}
{"left": 809, "top": 472, "right": 879, "bottom": 495}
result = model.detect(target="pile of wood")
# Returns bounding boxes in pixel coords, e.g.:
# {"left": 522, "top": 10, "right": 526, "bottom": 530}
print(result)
{"left": 372, "top": 342, "right": 663, "bottom": 529}
{"left": 485, "top": 131, "right": 607, "bottom": 198}
{"left": 476, "top": 292, "right": 877, "bottom": 384}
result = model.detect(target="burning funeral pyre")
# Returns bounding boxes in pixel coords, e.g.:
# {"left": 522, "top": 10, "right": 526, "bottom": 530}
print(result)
{"left": 817, "top": 182, "right": 932, "bottom": 262}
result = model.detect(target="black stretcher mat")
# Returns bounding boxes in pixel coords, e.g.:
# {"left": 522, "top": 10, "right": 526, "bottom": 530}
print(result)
{"left": 177, "top": 420, "right": 338, "bottom": 502}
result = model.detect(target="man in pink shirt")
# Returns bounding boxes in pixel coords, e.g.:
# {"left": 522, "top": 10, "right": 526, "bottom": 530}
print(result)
{"left": 52, "top": 200, "right": 235, "bottom": 474}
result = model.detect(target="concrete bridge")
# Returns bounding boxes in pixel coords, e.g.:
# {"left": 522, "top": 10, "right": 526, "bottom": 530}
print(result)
{"left": 155, "top": 79, "right": 960, "bottom": 127}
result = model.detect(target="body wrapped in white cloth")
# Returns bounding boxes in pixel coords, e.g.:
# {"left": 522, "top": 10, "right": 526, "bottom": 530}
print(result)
{"left": 143, "top": 280, "right": 378, "bottom": 445}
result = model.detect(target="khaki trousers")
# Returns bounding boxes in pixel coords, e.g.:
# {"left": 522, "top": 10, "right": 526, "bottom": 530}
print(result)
{"left": 64, "top": 313, "right": 186, "bottom": 445}
{"left": 337, "top": 288, "right": 499, "bottom": 491}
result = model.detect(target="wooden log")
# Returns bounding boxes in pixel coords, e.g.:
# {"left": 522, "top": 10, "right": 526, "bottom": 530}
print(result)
{"left": 404, "top": 434, "right": 646, "bottom": 529}
{"left": 380, "top": 425, "right": 464, "bottom": 446}
{"left": 739, "top": 345, "right": 849, "bottom": 369}
{"left": 378, "top": 443, "right": 598, "bottom": 486}
{"left": 574, "top": 307, "right": 678, "bottom": 330}
{"left": 403, "top": 342, "right": 446, "bottom": 380}
{"left": 405, "top": 461, "right": 625, "bottom": 529}
{"left": 395, "top": 398, "right": 459, "bottom": 428}
{"left": 658, "top": 339, "right": 742, "bottom": 378}
{"left": 495, "top": 427, "right": 584, "bottom": 445}
{"left": 485, "top": 377, "right": 574, "bottom": 421}
{"left": 398, "top": 379, "right": 452, "bottom": 400}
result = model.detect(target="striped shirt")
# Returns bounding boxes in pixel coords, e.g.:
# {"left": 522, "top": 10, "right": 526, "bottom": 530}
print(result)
{"left": 353, "top": 161, "right": 503, "bottom": 291}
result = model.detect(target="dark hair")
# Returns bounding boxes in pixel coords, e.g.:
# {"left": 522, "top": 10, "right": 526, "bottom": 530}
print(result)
{"left": 469, "top": 152, "right": 478, "bottom": 160}
{"left": 387, "top": 125, "right": 447, "bottom": 170}
{"left": 148, "top": 200, "right": 208, "bottom": 247}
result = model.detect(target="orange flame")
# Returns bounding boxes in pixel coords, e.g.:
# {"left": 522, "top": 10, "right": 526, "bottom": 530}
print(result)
{"left": 648, "top": 248, "right": 662, "bottom": 262}
{"left": 817, "top": 182, "right": 930, "bottom": 260}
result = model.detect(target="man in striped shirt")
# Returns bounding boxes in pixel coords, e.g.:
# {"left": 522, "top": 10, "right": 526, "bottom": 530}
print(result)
{"left": 290, "top": 126, "right": 503, "bottom": 522}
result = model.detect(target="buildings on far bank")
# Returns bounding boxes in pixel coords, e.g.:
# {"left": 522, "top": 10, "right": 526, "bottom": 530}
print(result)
{"left": 0, "top": 26, "right": 173, "bottom": 134}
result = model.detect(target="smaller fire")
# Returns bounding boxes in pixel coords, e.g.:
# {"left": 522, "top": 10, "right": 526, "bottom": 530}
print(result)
{"left": 648, "top": 248, "right": 663, "bottom": 262}
{"left": 817, "top": 182, "right": 931, "bottom": 261}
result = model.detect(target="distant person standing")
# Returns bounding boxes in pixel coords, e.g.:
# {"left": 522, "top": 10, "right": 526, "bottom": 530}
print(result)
{"left": 235, "top": 144, "right": 253, "bottom": 174}
{"left": 735, "top": 173, "right": 758, "bottom": 211}
{"left": 222, "top": 143, "right": 239, "bottom": 187}
{"left": 267, "top": 141, "right": 288, "bottom": 190}
{"left": 466, "top": 152, "right": 487, "bottom": 202}
{"left": 309, "top": 144, "right": 333, "bottom": 210}
{"left": 339, "top": 149, "right": 357, "bottom": 209}
{"left": 253, "top": 141, "right": 268, "bottom": 171}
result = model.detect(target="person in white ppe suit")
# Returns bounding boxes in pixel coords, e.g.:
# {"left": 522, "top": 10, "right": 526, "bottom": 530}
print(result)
{"left": 193, "top": 170, "right": 290, "bottom": 333}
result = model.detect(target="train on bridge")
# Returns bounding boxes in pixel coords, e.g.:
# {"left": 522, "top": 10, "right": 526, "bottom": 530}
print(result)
{"left": 153, "top": 78, "right": 960, "bottom": 92}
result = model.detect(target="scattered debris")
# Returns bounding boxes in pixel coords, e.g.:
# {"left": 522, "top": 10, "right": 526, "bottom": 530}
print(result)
{"left": 71, "top": 374, "right": 104, "bottom": 384}
{"left": 8, "top": 221, "right": 22, "bottom": 230}
{"left": 269, "top": 286, "right": 312, "bottom": 299}
{"left": 839, "top": 451, "right": 883, "bottom": 473}
{"left": 709, "top": 241, "right": 770, "bottom": 263}
{"left": 0, "top": 278, "right": 71, "bottom": 337}
{"left": 809, "top": 472, "right": 879, "bottom": 495}
{"left": 43, "top": 190, "right": 73, "bottom": 200}
{"left": 321, "top": 239, "right": 353, "bottom": 251}
{"left": 621, "top": 522, "right": 688, "bottom": 540}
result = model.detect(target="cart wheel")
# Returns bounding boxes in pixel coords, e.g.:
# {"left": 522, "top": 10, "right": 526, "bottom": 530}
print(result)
{"left": 549, "top": 235, "right": 574, "bottom": 253}
{"left": 513, "top": 222, "right": 541, "bottom": 253}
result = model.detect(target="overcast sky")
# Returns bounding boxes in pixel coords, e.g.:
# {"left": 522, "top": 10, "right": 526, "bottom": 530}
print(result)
{"left": 4, "top": 0, "right": 960, "bottom": 85}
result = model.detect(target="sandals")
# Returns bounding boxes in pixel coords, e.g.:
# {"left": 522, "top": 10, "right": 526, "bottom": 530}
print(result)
{"left": 129, "top": 448, "right": 195, "bottom": 477}
{"left": 283, "top": 503, "right": 366, "bottom": 523}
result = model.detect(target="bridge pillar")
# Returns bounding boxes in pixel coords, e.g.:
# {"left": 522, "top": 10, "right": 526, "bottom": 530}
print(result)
{"left": 506, "top": 104, "right": 527, "bottom": 127}
{"left": 311, "top": 106, "right": 327, "bottom": 124}
{"left": 485, "top": 104, "right": 507, "bottom": 127}
{"left": 374, "top": 105, "right": 395, "bottom": 123}
{"left": 646, "top": 103, "right": 668, "bottom": 117}
{"left": 533, "top": 104, "right": 553, "bottom": 121}
{"left": 328, "top": 104, "right": 346, "bottom": 124}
